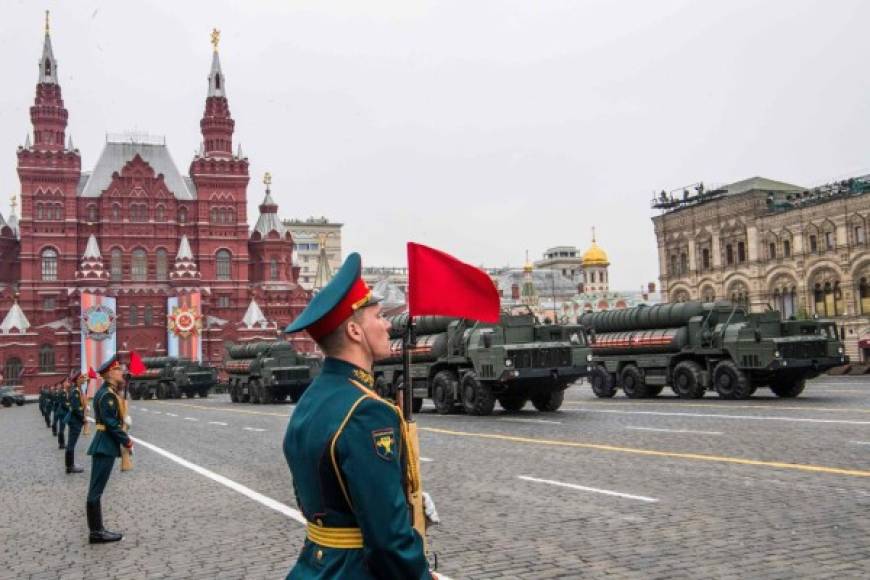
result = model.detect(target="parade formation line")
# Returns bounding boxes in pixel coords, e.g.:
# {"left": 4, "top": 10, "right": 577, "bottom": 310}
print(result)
{"left": 152, "top": 400, "right": 291, "bottom": 418}
{"left": 565, "top": 408, "right": 870, "bottom": 426}
{"left": 518, "top": 475, "right": 659, "bottom": 503}
{"left": 420, "top": 427, "right": 870, "bottom": 478}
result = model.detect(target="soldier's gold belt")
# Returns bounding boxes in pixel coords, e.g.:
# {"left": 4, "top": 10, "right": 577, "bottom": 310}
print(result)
{"left": 95, "top": 424, "right": 106, "bottom": 431}
{"left": 306, "top": 523, "right": 363, "bottom": 549}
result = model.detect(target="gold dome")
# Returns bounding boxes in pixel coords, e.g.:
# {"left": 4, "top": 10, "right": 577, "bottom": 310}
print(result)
{"left": 581, "top": 241, "right": 609, "bottom": 267}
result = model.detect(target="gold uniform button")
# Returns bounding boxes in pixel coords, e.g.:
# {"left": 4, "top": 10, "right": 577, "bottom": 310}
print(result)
{"left": 316, "top": 549, "right": 324, "bottom": 560}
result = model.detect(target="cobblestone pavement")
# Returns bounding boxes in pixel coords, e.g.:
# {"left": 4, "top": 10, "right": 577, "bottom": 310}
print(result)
{"left": 1, "top": 376, "right": 868, "bottom": 579}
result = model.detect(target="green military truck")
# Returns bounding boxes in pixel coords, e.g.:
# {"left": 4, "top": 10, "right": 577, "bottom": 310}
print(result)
{"left": 372, "top": 309, "right": 592, "bottom": 415}
{"left": 128, "top": 357, "right": 217, "bottom": 400}
{"left": 224, "top": 341, "right": 322, "bottom": 404}
{"left": 580, "top": 301, "right": 847, "bottom": 400}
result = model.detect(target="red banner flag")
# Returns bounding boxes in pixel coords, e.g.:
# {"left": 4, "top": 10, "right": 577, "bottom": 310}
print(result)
{"left": 87, "top": 366, "right": 98, "bottom": 379}
{"left": 129, "top": 351, "right": 146, "bottom": 376}
{"left": 407, "top": 242, "right": 500, "bottom": 323}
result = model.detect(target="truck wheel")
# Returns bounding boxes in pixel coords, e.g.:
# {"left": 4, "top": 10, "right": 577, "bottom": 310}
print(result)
{"left": 461, "top": 373, "right": 495, "bottom": 416}
{"left": 770, "top": 377, "right": 806, "bottom": 398}
{"left": 199, "top": 389, "right": 209, "bottom": 398}
{"left": 260, "top": 385, "right": 274, "bottom": 404}
{"left": 412, "top": 398, "right": 424, "bottom": 413}
{"left": 431, "top": 371, "right": 457, "bottom": 415}
{"left": 589, "top": 367, "right": 616, "bottom": 398}
{"left": 672, "top": 361, "right": 706, "bottom": 399}
{"left": 531, "top": 390, "right": 565, "bottom": 412}
{"left": 156, "top": 383, "right": 168, "bottom": 400}
{"left": 620, "top": 365, "right": 649, "bottom": 399}
{"left": 229, "top": 387, "right": 239, "bottom": 403}
{"left": 498, "top": 394, "right": 528, "bottom": 412}
{"left": 713, "top": 361, "right": 752, "bottom": 399}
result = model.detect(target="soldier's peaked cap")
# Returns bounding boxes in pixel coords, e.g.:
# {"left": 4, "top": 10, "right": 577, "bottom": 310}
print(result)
{"left": 285, "top": 252, "right": 380, "bottom": 341}
{"left": 97, "top": 354, "right": 122, "bottom": 375}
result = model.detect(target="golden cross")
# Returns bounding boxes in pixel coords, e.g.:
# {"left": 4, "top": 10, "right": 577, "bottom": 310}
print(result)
{"left": 592, "top": 225, "right": 596, "bottom": 243}
{"left": 210, "top": 28, "right": 220, "bottom": 51}
{"left": 263, "top": 172, "right": 272, "bottom": 187}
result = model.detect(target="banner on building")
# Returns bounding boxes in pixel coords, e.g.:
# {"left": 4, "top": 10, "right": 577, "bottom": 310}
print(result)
{"left": 167, "top": 293, "right": 203, "bottom": 362}
{"left": 80, "top": 293, "right": 117, "bottom": 399}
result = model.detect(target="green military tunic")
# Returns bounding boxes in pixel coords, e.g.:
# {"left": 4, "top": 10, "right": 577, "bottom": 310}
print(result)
{"left": 283, "top": 357, "right": 430, "bottom": 579}
{"left": 87, "top": 383, "right": 130, "bottom": 504}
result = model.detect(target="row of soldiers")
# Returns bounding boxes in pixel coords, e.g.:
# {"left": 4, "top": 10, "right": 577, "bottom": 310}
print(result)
{"left": 38, "top": 373, "right": 87, "bottom": 473}
{"left": 36, "top": 357, "right": 134, "bottom": 544}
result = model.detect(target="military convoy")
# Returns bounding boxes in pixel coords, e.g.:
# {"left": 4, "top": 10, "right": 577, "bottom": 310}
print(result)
{"left": 581, "top": 301, "right": 847, "bottom": 400}
{"left": 372, "top": 309, "right": 593, "bottom": 415}
{"left": 127, "top": 357, "right": 217, "bottom": 400}
{"left": 224, "top": 341, "right": 321, "bottom": 404}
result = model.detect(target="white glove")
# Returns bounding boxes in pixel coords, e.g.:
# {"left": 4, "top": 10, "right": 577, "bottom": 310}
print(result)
{"left": 422, "top": 491, "right": 440, "bottom": 525}
{"left": 124, "top": 415, "right": 132, "bottom": 428}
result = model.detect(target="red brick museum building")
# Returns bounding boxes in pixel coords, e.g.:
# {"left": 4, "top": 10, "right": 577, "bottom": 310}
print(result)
{"left": 1, "top": 24, "right": 312, "bottom": 393}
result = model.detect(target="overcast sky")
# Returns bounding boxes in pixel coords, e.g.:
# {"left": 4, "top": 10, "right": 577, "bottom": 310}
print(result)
{"left": 2, "top": 1, "right": 869, "bottom": 290}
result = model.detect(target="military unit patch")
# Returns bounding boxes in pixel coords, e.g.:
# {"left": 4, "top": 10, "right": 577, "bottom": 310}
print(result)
{"left": 371, "top": 428, "right": 396, "bottom": 461}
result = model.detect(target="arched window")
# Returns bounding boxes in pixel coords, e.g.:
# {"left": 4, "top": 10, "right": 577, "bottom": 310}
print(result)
{"left": 270, "top": 258, "right": 279, "bottom": 280}
{"left": 216, "top": 250, "right": 231, "bottom": 280}
{"left": 701, "top": 286, "right": 716, "bottom": 303}
{"left": 737, "top": 241, "right": 746, "bottom": 263}
{"left": 227, "top": 207, "right": 235, "bottom": 224}
{"left": 110, "top": 249, "right": 123, "bottom": 281}
{"left": 178, "top": 207, "right": 187, "bottom": 224}
{"left": 156, "top": 249, "right": 168, "bottom": 281}
{"left": 210, "top": 208, "right": 218, "bottom": 224}
{"left": 729, "top": 282, "right": 749, "bottom": 309}
{"left": 37, "top": 204, "right": 44, "bottom": 220}
{"left": 144, "top": 305, "right": 153, "bottom": 326}
{"left": 87, "top": 204, "right": 98, "bottom": 222}
{"left": 4, "top": 357, "right": 22, "bottom": 385}
{"left": 129, "top": 305, "right": 139, "bottom": 325}
{"left": 132, "top": 249, "right": 147, "bottom": 281}
{"left": 860, "top": 278, "right": 870, "bottom": 315}
{"left": 768, "top": 242, "right": 776, "bottom": 260}
{"left": 814, "top": 282, "right": 845, "bottom": 317}
{"left": 701, "top": 248, "right": 711, "bottom": 270}
{"left": 44, "top": 59, "right": 52, "bottom": 77}
{"left": 112, "top": 204, "right": 121, "bottom": 221}
{"left": 679, "top": 253, "right": 688, "bottom": 274}
{"left": 39, "top": 345, "right": 55, "bottom": 372}
{"left": 155, "top": 205, "right": 165, "bottom": 222}
{"left": 783, "top": 239, "right": 791, "bottom": 258}
{"left": 41, "top": 248, "right": 58, "bottom": 281}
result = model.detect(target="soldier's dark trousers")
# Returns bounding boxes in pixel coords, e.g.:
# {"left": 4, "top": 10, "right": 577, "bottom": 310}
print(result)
{"left": 43, "top": 408, "right": 50, "bottom": 427}
{"left": 86, "top": 455, "right": 122, "bottom": 543}
{"left": 57, "top": 418, "right": 67, "bottom": 449}
{"left": 65, "top": 424, "right": 83, "bottom": 473}
{"left": 52, "top": 411, "right": 61, "bottom": 436}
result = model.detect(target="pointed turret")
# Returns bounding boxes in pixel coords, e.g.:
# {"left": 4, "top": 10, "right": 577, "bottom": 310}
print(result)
{"left": 0, "top": 300, "right": 31, "bottom": 334}
{"left": 312, "top": 235, "right": 333, "bottom": 291}
{"left": 24, "top": 134, "right": 31, "bottom": 149}
{"left": 170, "top": 235, "right": 201, "bottom": 283}
{"left": 76, "top": 234, "right": 108, "bottom": 283}
{"left": 240, "top": 298, "right": 268, "bottom": 329}
{"left": 38, "top": 11, "right": 58, "bottom": 85}
{"left": 198, "top": 28, "right": 235, "bottom": 158}
{"left": 520, "top": 250, "right": 539, "bottom": 309}
{"left": 252, "top": 173, "right": 287, "bottom": 239}
{"left": 7, "top": 196, "right": 19, "bottom": 239}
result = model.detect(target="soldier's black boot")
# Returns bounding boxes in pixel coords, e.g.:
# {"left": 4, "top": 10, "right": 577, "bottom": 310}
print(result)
{"left": 44, "top": 415, "right": 50, "bottom": 428}
{"left": 87, "top": 501, "right": 123, "bottom": 544}
{"left": 51, "top": 423, "right": 57, "bottom": 436}
{"left": 65, "top": 450, "right": 83, "bottom": 474}
{"left": 58, "top": 430, "right": 66, "bottom": 449}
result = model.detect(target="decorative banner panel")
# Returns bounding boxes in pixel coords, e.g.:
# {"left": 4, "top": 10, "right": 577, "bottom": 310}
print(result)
{"left": 80, "top": 293, "right": 116, "bottom": 399}
{"left": 167, "top": 293, "right": 203, "bottom": 362}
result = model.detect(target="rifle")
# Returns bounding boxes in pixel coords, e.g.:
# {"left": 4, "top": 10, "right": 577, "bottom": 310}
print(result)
{"left": 119, "top": 379, "right": 133, "bottom": 471}
{"left": 401, "top": 318, "right": 428, "bottom": 551}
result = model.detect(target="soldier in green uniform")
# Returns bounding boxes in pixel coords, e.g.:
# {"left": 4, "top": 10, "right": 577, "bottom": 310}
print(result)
{"left": 57, "top": 376, "right": 72, "bottom": 450}
{"left": 51, "top": 382, "right": 64, "bottom": 438}
{"left": 85, "top": 355, "right": 132, "bottom": 543}
{"left": 64, "top": 372, "right": 87, "bottom": 474}
{"left": 284, "top": 252, "right": 437, "bottom": 580}
{"left": 39, "top": 385, "right": 51, "bottom": 428}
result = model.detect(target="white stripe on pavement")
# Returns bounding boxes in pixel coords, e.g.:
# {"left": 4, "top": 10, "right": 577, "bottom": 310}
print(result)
{"left": 518, "top": 475, "right": 658, "bottom": 503}
{"left": 151, "top": 411, "right": 161, "bottom": 414}
{"left": 627, "top": 426, "right": 723, "bottom": 435}
{"left": 208, "top": 421, "right": 228, "bottom": 426}
{"left": 243, "top": 427, "right": 266, "bottom": 432}
{"left": 569, "top": 408, "right": 870, "bottom": 426}
{"left": 184, "top": 417, "right": 198, "bottom": 422}
{"left": 165, "top": 412, "right": 178, "bottom": 417}
{"left": 420, "top": 457, "right": 434, "bottom": 463}
{"left": 850, "top": 441, "right": 870, "bottom": 446}
{"left": 498, "top": 418, "right": 562, "bottom": 425}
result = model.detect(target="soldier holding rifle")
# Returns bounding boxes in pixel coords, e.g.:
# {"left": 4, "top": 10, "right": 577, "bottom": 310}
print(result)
{"left": 283, "top": 252, "right": 440, "bottom": 579}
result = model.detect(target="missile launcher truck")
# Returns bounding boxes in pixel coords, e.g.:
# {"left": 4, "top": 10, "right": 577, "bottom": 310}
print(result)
{"left": 372, "top": 309, "right": 592, "bottom": 415}
{"left": 127, "top": 357, "right": 218, "bottom": 400}
{"left": 580, "top": 301, "right": 847, "bottom": 400}
{"left": 224, "top": 341, "right": 322, "bottom": 404}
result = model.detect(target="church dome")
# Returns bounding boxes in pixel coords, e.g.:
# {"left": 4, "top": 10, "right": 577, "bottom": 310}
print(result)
{"left": 581, "top": 241, "right": 609, "bottom": 267}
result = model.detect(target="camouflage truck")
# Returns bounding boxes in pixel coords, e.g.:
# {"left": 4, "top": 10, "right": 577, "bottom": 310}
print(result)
{"left": 128, "top": 357, "right": 217, "bottom": 400}
{"left": 372, "top": 309, "right": 592, "bottom": 415}
{"left": 580, "top": 300, "right": 847, "bottom": 400}
{"left": 224, "top": 341, "right": 322, "bottom": 404}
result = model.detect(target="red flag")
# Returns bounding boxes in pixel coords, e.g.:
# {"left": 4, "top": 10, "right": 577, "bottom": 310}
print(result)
{"left": 407, "top": 242, "right": 500, "bottom": 323}
{"left": 87, "top": 366, "right": 98, "bottom": 379}
{"left": 129, "top": 351, "right": 146, "bottom": 376}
